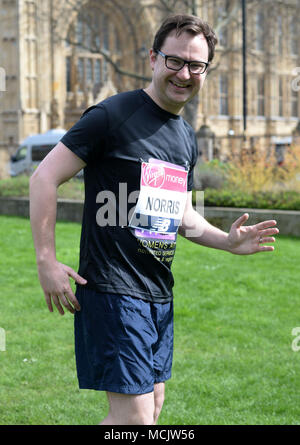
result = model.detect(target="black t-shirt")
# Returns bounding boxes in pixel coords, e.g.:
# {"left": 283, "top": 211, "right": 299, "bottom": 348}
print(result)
{"left": 61, "top": 89, "right": 198, "bottom": 302}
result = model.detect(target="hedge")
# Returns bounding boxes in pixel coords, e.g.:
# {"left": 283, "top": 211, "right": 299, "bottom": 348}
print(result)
{"left": 199, "top": 188, "right": 300, "bottom": 211}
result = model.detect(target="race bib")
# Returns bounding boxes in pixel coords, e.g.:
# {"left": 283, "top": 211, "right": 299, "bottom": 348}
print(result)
{"left": 129, "top": 158, "right": 188, "bottom": 235}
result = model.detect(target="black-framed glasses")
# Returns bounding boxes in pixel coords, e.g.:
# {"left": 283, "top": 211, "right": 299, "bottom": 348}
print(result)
{"left": 155, "top": 49, "right": 209, "bottom": 75}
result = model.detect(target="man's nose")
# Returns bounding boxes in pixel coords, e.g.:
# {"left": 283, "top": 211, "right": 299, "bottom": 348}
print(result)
{"left": 176, "top": 63, "right": 191, "bottom": 80}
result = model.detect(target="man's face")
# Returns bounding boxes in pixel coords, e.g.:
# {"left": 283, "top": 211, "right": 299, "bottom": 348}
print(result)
{"left": 147, "top": 30, "right": 209, "bottom": 114}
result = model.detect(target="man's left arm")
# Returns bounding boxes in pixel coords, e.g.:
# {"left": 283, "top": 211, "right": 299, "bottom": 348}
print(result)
{"left": 178, "top": 191, "right": 279, "bottom": 255}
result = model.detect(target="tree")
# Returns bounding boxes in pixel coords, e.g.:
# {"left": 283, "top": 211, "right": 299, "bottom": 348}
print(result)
{"left": 38, "top": 0, "right": 299, "bottom": 129}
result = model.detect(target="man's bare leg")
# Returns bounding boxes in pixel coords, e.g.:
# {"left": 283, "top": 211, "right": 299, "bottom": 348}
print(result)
{"left": 153, "top": 382, "right": 165, "bottom": 425}
{"left": 99, "top": 383, "right": 165, "bottom": 425}
{"left": 99, "top": 391, "right": 155, "bottom": 425}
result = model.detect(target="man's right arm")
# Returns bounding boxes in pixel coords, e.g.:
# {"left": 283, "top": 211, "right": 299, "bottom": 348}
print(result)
{"left": 29, "top": 141, "right": 87, "bottom": 315}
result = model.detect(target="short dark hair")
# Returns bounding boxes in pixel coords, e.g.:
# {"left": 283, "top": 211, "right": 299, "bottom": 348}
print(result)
{"left": 152, "top": 14, "right": 218, "bottom": 63}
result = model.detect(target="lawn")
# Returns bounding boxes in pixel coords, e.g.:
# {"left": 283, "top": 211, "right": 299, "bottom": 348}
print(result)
{"left": 0, "top": 215, "right": 300, "bottom": 425}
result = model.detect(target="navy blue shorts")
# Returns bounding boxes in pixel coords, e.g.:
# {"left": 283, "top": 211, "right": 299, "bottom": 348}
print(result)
{"left": 74, "top": 286, "right": 174, "bottom": 394}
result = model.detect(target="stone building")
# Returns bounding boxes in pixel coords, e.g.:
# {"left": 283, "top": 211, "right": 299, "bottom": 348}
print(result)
{"left": 0, "top": 0, "right": 299, "bottom": 177}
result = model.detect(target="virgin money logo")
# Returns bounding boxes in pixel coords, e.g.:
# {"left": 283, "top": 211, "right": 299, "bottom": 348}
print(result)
{"left": 142, "top": 163, "right": 165, "bottom": 188}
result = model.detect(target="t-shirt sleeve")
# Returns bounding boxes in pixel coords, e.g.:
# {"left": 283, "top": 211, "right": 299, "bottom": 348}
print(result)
{"left": 60, "top": 105, "right": 108, "bottom": 164}
{"left": 187, "top": 132, "right": 198, "bottom": 191}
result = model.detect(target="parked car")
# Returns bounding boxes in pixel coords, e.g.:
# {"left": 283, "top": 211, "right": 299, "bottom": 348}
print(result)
{"left": 9, "top": 128, "right": 72, "bottom": 176}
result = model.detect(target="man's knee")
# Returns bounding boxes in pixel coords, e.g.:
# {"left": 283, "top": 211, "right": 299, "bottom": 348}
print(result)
{"left": 154, "top": 382, "right": 165, "bottom": 424}
{"left": 130, "top": 410, "right": 154, "bottom": 425}
{"left": 107, "top": 407, "right": 154, "bottom": 425}
{"left": 105, "top": 391, "right": 155, "bottom": 425}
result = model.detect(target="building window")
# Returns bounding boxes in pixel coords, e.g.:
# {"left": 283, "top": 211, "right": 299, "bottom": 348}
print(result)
{"left": 95, "top": 59, "right": 102, "bottom": 84}
{"left": 255, "top": 12, "right": 264, "bottom": 51}
{"left": 257, "top": 75, "right": 265, "bottom": 116}
{"left": 76, "top": 16, "right": 84, "bottom": 49}
{"left": 66, "top": 56, "right": 71, "bottom": 92}
{"left": 278, "top": 77, "right": 283, "bottom": 117}
{"left": 290, "top": 17, "right": 298, "bottom": 56}
{"left": 85, "top": 16, "right": 92, "bottom": 49}
{"left": 93, "top": 16, "right": 101, "bottom": 49}
{"left": 291, "top": 89, "right": 299, "bottom": 117}
{"left": 77, "top": 58, "right": 84, "bottom": 92}
{"left": 114, "top": 29, "right": 121, "bottom": 54}
{"left": 65, "top": 8, "right": 119, "bottom": 98}
{"left": 219, "top": 74, "right": 229, "bottom": 116}
{"left": 216, "top": 1, "right": 229, "bottom": 47}
{"left": 86, "top": 58, "right": 93, "bottom": 85}
{"left": 103, "top": 59, "right": 108, "bottom": 82}
{"left": 278, "top": 15, "right": 283, "bottom": 55}
{"left": 102, "top": 14, "right": 109, "bottom": 51}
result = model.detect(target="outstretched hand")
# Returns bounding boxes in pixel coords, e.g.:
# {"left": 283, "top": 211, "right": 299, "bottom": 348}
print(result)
{"left": 227, "top": 213, "right": 279, "bottom": 255}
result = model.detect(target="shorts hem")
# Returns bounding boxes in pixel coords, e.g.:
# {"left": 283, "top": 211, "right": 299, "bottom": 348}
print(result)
{"left": 78, "top": 373, "right": 172, "bottom": 394}
{"left": 78, "top": 381, "right": 154, "bottom": 395}
{"left": 154, "top": 372, "right": 171, "bottom": 384}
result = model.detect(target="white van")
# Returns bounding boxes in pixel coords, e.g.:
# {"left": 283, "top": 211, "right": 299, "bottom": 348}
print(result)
{"left": 9, "top": 128, "right": 67, "bottom": 176}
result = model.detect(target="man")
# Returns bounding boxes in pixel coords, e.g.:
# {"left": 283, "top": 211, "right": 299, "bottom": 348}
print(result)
{"left": 30, "top": 14, "right": 278, "bottom": 425}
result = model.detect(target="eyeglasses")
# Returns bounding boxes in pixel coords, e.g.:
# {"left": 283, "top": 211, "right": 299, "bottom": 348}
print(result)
{"left": 155, "top": 49, "right": 209, "bottom": 75}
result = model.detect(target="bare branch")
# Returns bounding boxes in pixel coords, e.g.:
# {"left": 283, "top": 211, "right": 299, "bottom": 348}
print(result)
{"left": 214, "top": 1, "right": 241, "bottom": 34}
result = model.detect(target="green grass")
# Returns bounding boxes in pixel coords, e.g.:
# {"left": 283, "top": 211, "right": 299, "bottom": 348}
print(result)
{"left": 0, "top": 215, "right": 300, "bottom": 425}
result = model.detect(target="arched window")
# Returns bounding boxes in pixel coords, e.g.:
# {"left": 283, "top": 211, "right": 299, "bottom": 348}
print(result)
{"left": 215, "top": 0, "right": 229, "bottom": 48}
{"left": 278, "top": 77, "right": 283, "bottom": 117}
{"left": 291, "top": 89, "right": 299, "bottom": 118}
{"left": 277, "top": 15, "right": 283, "bottom": 55}
{"left": 65, "top": 7, "right": 121, "bottom": 99}
{"left": 219, "top": 73, "right": 229, "bottom": 116}
{"left": 290, "top": 17, "right": 298, "bottom": 56}
{"left": 255, "top": 11, "right": 264, "bottom": 52}
{"left": 257, "top": 75, "right": 265, "bottom": 116}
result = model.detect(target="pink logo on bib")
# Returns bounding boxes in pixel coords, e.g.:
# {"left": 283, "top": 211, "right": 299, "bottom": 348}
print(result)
{"left": 142, "top": 163, "right": 165, "bottom": 188}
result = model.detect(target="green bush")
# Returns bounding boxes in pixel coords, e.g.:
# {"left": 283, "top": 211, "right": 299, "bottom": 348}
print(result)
{"left": 0, "top": 175, "right": 84, "bottom": 200}
{"left": 195, "top": 159, "right": 228, "bottom": 190}
{"left": 0, "top": 175, "right": 30, "bottom": 197}
{"left": 201, "top": 188, "right": 300, "bottom": 211}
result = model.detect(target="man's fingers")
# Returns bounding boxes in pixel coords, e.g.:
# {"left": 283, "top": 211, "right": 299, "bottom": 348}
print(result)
{"left": 46, "top": 290, "right": 81, "bottom": 315}
{"left": 259, "top": 227, "right": 279, "bottom": 238}
{"left": 64, "top": 289, "right": 81, "bottom": 312}
{"left": 260, "top": 236, "right": 276, "bottom": 243}
{"left": 64, "top": 265, "right": 87, "bottom": 285}
{"left": 232, "top": 213, "right": 249, "bottom": 229}
{"left": 233, "top": 215, "right": 278, "bottom": 232}
{"left": 40, "top": 263, "right": 85, "bottom": 315}
{"left": 52, "top": 294, "right": 65, "bottom": 316}
{"left": 255, "top": 220, "right": 278, "bottom": 231}
{"left": 258, "top": 245, "right": 275, "bottom": 252}
{"left": 59, "top": 293, "right": 77, "bottom": 314}
{"left": 44, "top": 292, "right": 53, "bottom": 313}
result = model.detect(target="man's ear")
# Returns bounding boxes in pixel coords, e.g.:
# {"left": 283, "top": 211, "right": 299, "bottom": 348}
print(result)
{"left": 149, "top": 48, "right": 157, "bottom": 70}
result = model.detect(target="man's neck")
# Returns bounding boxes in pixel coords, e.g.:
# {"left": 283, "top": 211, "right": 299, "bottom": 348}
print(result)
{"left": 143, "top": 85, "right": 183, "bottom": 116}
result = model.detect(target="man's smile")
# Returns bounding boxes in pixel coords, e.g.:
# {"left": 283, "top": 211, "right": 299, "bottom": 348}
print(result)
{"left": 169, "top": 80, "right": 191, "bottom": 89}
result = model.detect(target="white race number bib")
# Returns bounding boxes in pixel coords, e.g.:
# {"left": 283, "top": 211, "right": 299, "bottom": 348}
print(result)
{"left": 129, "top": 158, "right": 188, "bottom": 235}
